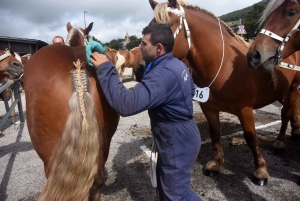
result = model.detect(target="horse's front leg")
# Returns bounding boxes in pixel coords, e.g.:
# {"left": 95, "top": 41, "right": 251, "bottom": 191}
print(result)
{"left": 201, "top": 105, "right": 224, "bottom": 176}
{"left": 238, "top": 108, "right": 269, "bottom": 186}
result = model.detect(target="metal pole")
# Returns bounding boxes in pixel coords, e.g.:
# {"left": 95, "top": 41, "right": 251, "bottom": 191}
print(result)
{"left": 84, "top": 11, "right": 87, "bottom": 29}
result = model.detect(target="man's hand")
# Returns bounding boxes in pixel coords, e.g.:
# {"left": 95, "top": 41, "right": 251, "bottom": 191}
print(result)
{"left": 91, "top": 52, "right": 109, "bottom": 68}
{"left": 85, "top": 40, "right": 106, "bottom": 67}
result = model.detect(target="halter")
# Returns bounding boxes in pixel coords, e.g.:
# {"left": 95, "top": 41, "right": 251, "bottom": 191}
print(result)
{"left": 0, "top": 49, "right": 12, "bottom": 61}
{"left": 0, "top": 52, "right": 11, "bottom": 61}
{"left": 75, "top": 28, "right": 89, "bottom": 46}
{"left": 167, "top": 5, "right": 191, "bottom": 49}
{"left": 259, "top": 17, "right": 300, "bottom": 71}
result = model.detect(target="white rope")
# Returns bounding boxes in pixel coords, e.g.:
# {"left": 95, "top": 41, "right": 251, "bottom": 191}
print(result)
{"left": 208, "top": 18, "right": 224, "bottom": 88}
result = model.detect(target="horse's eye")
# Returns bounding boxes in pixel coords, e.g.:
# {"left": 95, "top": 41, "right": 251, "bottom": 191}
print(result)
{"left": 286, "top": 9, "right": 297, "bottom": 17}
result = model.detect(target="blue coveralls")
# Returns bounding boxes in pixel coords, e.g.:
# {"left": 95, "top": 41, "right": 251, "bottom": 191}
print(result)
{"left": 95, "top": 52, "right": 202, "bottom": 201}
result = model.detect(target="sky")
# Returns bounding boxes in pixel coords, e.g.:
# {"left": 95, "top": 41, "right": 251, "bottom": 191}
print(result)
{"left": 0, "top": 0, "right": 262, "bottom": 44}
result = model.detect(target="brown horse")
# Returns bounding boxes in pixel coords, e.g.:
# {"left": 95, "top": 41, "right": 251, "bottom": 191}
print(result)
{"left": 24, "top": 22, "right": 119, "bottom": 201}
{"left": 148, "top": 0, "right": 300, "bottom": 186}
{"left": 0, "top": 49, "right": 23, "bottom": 80}
{"left": 115, "top": 47, "right": 145, "bottom": 82}
{"left": 247, "top": 0, "right": 300, "bottom": 71}
{"left": 0, "top": 49, "right": 23, "bottom": 100}
{"left": 105, "top": 47, "right": 117, "bottom": 65}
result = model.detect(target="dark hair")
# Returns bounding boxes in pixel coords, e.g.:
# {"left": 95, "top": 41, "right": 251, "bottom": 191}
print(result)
{"left": 141, "top": 23, "right": 174, "bottom": 53}
{"left": 52, "top": 36, "right": 64, "bottom": 44}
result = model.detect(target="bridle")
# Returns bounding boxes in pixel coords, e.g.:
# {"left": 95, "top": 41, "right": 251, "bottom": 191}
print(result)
{"left": 66, "top": 27, "right": 90, "bottom": 46}
{"left": 76, "top": 28, "right": 89, "bottom": 46}
{"left": 166, "top": 5, "right": 225, "bottom": 89}
{"left": 167, "top": 5, "right": 191, "bottom": 49}
{"left": 259, "top": 10, "right": 300, "bottom": 71}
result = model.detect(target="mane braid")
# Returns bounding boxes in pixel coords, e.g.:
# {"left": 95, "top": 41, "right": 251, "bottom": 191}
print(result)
{"left": 154, "top": 2, "right": 249, "bottom": 48}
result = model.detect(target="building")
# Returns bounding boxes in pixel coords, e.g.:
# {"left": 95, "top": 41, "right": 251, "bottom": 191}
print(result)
{"left": 0, "top": 36, "right": 48, "bottom": 56}
{"left": 121, "top": 31, "right": 131, "bottom": 50}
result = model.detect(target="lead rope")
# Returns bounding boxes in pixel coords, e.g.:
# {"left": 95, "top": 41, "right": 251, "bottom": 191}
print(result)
{"left": 208, "top": 18, "right": 225, "bottom": 88}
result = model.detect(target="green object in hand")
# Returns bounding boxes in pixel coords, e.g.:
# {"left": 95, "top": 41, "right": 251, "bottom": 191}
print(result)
{"left": 86, "top": 40, "right": 106, "bottom": 67}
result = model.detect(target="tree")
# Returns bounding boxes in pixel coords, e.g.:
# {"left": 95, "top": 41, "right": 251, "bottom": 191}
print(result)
{"left": 126, "top": 35, "right": 142, "bottom": 50}
{"left": 103, "top": 38, "right": 124, "bottom": 50}
{"left": 243, "top": 3, "right": 266, "bottom": 39}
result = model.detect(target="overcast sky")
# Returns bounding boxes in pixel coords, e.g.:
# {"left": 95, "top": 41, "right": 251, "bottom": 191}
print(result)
{"left": 0, "top": 0, "right": 262, "bottom": 44}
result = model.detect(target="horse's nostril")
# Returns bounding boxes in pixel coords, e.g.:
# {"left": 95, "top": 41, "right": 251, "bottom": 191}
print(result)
{"left": 11, "top": 61, "right": 23, "bottom": 68}
{"left": 247, "top": 50, "right": 261, "bottom": 66}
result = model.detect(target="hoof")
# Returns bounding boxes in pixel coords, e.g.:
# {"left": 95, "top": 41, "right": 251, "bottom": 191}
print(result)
{"left": 272, "top": 147, "right": 285, "bottom": 155}
{"left": 204, "top": 170, "right": 218, "bottom": 177}
{"left": 252, "top": 176, "right": 268, "bottom": 186}
{"left": 291, "top": 135, "right": 300, "bottom": 141}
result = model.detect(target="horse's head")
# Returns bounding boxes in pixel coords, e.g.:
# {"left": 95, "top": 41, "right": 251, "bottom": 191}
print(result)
{"left": 0, "top": 49, "right": 24, "bottom": 79}
{"left": 247, "top": 0, "right": 300, "bottom": 72}
{"left": 65, "top": 22, "right": 94, "bottom": 47}
{"left": 148, "top": 0, "right": 190, "bottom": 60}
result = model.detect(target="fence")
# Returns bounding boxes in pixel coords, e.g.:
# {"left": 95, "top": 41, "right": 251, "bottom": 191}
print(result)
{"left": 0, "top": 79, "right": 25, "bottom": 132}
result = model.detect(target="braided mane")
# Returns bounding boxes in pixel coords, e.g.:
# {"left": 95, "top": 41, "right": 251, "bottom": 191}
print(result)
{"left": 154, "top": 1, "right": 250, "bottom": 48}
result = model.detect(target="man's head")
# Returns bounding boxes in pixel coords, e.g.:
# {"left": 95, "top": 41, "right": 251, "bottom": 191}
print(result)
{"left": 139, "top": 23, "right": 174, "bottom": 63}
{"left": 53, "top": 36, "right": 64, "bottom": 44}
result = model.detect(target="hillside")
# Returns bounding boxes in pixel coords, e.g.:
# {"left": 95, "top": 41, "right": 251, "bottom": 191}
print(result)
{"left": 219, "top": 0, "right": 270, "bottom": 22}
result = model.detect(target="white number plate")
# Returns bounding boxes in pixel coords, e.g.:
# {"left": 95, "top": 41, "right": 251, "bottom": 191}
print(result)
{"left": 192, "top": 85, "right": 209, "bottom": 103}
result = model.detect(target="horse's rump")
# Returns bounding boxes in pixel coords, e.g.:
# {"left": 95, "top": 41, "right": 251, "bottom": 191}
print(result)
{"left": 25, "top": 45, "right": 119, "bottom": 200}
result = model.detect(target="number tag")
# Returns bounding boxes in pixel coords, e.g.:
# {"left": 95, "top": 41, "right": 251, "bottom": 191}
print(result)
{"left": 192, "top": 85, "right": 209, "bottom": 102}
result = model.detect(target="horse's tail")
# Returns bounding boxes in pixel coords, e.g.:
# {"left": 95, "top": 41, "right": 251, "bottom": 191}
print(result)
{"left": 38, "top": 60, "right": 100, "bottom": 201}
{"left": 115, "top": 52, "right": 125, "bottom": 73}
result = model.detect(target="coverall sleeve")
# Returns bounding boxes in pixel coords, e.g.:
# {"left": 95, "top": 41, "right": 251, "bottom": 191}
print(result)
{"left": 95, "top": 61, "right": 167, "bottom": 116}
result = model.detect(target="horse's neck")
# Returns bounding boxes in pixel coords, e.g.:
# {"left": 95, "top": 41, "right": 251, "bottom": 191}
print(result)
{"left": 185, "top": 9, "right": 248, "bottom": 81}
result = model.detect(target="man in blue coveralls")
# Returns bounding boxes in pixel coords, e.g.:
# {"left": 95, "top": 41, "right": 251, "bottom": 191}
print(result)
{"left": 89, "top": 23, "right": 202, "bottom": 201}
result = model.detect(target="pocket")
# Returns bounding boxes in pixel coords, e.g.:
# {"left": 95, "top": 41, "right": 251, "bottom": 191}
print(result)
{"left": 154, "top": 126, "right": 174, "bottom": 148}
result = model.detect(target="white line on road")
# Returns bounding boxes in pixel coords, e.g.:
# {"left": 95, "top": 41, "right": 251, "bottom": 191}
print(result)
{"left": 140, "top": 120, "right": 282, "bottom": 155}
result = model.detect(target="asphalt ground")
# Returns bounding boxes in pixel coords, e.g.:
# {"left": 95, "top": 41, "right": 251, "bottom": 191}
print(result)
{"left": 0, "top": 67, "right": 300, "bottom": 201}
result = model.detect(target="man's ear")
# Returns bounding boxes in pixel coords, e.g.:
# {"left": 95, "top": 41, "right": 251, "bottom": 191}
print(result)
{"left": 156, "top": 43, "right": 164, "bottom": 53}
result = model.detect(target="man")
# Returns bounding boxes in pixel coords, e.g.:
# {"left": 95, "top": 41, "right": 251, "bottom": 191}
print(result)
{"left": 52, "top": 36, "right": 64, "bottom": 44}
{"left": 89, "top": 23, "right": 202, "bottom": 201}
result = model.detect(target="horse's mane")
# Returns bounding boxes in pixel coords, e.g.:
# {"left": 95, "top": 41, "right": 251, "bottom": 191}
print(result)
{"left": 260, "top": 0, "right": 298, "bottom": 27}
{"left": 154, "top": 2, "right": 249, "bottom": 48}
{"left": 22, "top": 54, "right": 31, "bottom": 57}
{"left": 65, "top": 27, "right": 93, "bottom": 46}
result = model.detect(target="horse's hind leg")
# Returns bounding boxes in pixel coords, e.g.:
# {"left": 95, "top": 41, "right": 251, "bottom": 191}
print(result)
{"left": 290, "top": 96, "right": 300, "bottom": 140}
{"left": 201, "top": 105, "right": 224, "bottom": 176}
{"left": 274, "top": 89, "right": 299, "bottom": 153}
{"left": 238, "top": 108, "right": 269, "bottom": 186}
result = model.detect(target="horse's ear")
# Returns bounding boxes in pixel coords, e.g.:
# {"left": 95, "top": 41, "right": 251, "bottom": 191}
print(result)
{"left": 149, "top": 0, "right": 158, "bottom": 10}
{"left": 9, "top": 48, "right": 15, "bottom": 57}
{"left": 66, "top": 22, "right": 73, "bottom": 32}
{"left": 84, "top": 22, "right": 94, "bottom": 35}
{"left": 168, "top": 0, "right": 177, "bottom": 8}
